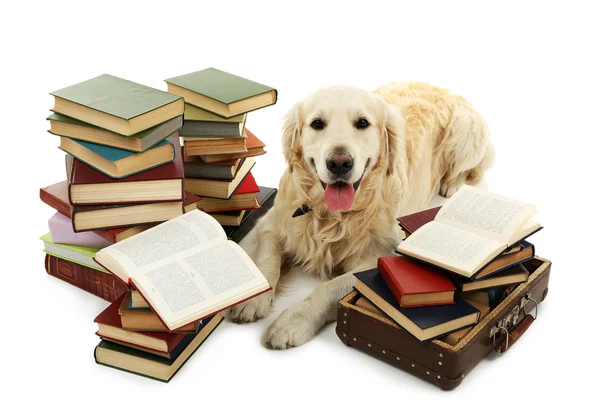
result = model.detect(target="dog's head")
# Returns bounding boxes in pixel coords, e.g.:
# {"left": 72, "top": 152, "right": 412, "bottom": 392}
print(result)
{"left": 282, "top": 86, "right": 406, "bottom": 212}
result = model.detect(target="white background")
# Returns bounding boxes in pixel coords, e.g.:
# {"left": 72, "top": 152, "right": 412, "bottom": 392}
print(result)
{"left": 1, "top": 0, "right": 597, "bottom": 398}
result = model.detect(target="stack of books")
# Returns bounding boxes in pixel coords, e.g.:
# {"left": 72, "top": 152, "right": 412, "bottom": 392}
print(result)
{"left": 39, "top": 74, "right": 193, "bottom": 303}
{"left": 92, "top": 211, "right": 271, "bottom": 382}
{"left": 38, "top": 73, "right": 277, "bottom": 381}
{"left": 354, "top": 185, "right": 542, "bottom": 344}
{"left": 165, "top": 68, "right": 276, "bottom": 229}
{"left": 42, "top": 74, "right": 192, "bottom": 237}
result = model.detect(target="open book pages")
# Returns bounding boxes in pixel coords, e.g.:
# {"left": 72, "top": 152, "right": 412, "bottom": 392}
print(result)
{"left": 397, "top": 186, "right": 541, "bottom": 278}
{"left": 95, "top": 210, "right": 270, "bottom": 331}
{"left": 434, "top": 185, "right": 539, "bottom": 244}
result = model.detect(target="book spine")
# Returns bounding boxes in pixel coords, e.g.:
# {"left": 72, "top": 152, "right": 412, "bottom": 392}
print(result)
{"left": 45, "top": 254, "right": 127, "bottom": 302}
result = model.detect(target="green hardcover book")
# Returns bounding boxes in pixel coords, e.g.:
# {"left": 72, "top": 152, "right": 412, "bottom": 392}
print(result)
{"left": 183, "top": 104, "right": 245, "bottom": 123}
{"left": 94, "top": 313, "right": 223, "bottom": 382}
{"left": 165, "top": 68, "right": 277, "bottom": 118}
{"left": 51, "top": 74, "right": 184, "bottom": 136}
{"left": 181, "top": 105, "right": 246, "bottom": 138}
{"left": 40, "top": 232, "right": 105, "bottom": 272}
{"left": 48, "top": 113, "right": 183, "bottom": 153}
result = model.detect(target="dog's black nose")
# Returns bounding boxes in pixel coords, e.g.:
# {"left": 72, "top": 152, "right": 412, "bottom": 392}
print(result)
{"left": 326, "top": 153, "right": 354, "bottom": 175}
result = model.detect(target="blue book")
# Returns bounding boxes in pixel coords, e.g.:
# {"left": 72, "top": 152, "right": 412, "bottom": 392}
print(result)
{"left": 59, "top": 135, "right": 175, "bottom": 179}
{"left": 354, "top": 269, "right": 480, "bottom": 342}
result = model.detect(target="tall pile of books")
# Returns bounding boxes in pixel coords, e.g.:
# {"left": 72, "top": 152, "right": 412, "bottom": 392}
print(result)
{"left": 353, "top": 185, "right": 542, "bottom": 344}
{"left": 39, "top": 72, "right": 276, "bottom": 382}
{"left": 165, "top": 68, "right": 277, "bottom": 235}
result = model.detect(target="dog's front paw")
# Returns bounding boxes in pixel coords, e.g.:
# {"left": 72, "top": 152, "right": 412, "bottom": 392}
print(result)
{"left": 229, "top": 291, "right": 274, "bottom": 323}
{"left": 439, "top": 179, "right": 462, "bottom": 198}
{"left": 266, "top": 302, "right": 319, "bottom": 349}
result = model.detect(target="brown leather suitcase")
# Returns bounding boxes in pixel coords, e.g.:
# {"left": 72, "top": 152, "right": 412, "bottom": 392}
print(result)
{"left": 335, "top": 256, "right": 551, "bottom": 390}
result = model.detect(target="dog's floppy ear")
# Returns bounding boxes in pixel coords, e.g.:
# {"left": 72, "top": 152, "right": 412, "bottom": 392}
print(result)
{"left": 382, "top": 103, "right": 406, "bottom": 176}
{"left": 282, "top": 101, "right": 303, "bottom": 172}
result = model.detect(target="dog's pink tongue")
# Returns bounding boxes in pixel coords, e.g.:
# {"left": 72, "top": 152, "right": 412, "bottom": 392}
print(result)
{"left": 324, "top": 183, "right": 355, "bottom": 211}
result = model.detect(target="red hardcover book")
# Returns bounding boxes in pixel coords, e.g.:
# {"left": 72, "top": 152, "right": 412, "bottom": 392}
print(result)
{"left": 234, "top": 172, "right": 260, "bottom": 195}
{"left": 397, "top": 206, "right": 441, "bottom": 236}
{"left": 67, "top": 133, "right": 184, "bottom": 206}
{"left": 377, "top": 256, "right": 456, "bottom": 308}
{"left": 200, "top": 129, "right": 266, "bottom": 163}
{"left": 94, "top": 293, "right": 194, "bottom": 357}
{"left": 45, "top": 254, "right": 127, "bottom": 302}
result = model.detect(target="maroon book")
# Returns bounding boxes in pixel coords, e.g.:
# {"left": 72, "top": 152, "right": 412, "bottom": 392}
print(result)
{"left": 45, "top": 254, "right": 127, "bottom": 302}
{"left": 67, "top": 133, "right": 184, "bottom": 206}
{"left": 397, "top": 206, "right": 441, "bottom": 236}
{"left": 41, "top": 182, "right": 200, "bottom": 239}
{"left": 377, "top": 256, "right": 456, "bottom": 308}
{"left": 94, "top": 293, "right": 192, "bottom": 356}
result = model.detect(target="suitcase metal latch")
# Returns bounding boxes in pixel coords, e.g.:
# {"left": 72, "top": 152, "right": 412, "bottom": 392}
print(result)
{"left": 490, "top": 293, "right": 538, "bottom": 352}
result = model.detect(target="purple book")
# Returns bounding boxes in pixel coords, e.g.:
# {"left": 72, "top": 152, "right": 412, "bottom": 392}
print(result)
{"left": 48, "top": 212, "right": 111, "bottom": 248}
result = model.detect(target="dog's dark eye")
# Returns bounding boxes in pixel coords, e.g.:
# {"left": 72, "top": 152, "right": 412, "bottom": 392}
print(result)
{"left": 355, "top": 118, "right": 370, "bottom": 130}
{"left": 310, "top": 119, "right": 325, "bottom": 130}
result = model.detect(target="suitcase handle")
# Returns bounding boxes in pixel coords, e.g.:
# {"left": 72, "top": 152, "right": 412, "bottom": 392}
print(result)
{"left": 492, "top": 293, "right": 538, "bottom": 353}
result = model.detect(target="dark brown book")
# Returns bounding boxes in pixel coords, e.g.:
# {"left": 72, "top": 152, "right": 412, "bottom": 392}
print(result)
{"left": 67, "top": 133, "right": 184, "bottom": 205}
{"left": 397, "top": 206, "right": 441, "bottom": 236}
{"left": 45, "top": 254, "right": 127, "bottom": 302}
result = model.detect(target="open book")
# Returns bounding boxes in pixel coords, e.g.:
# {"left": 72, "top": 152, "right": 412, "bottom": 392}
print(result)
{"left": 396, "top": 185, "right": 541, "bottom": 279}
{"left": 95, "top": 210, "right": 270, "bottom": 331}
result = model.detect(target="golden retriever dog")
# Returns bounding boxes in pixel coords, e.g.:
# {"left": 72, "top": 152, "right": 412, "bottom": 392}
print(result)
{"left": 229, "top": 82, "right": 494, "bottom": 349}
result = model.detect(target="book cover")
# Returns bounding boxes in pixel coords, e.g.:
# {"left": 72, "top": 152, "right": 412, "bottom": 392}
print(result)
{"left": 233, "top": 172, "right": 260, "bottom": 195}
{"left": 200, "top": 128, "right": 266, "bottom": 162}
{"left": 48, "top": 113, "right": 183, "bottom": 152}
{"left": 69, "top": 138, "right": 172, "bottom": 162}
{"left": 67, "top": 133, "right": 184, "bottom": 205}
{"left": 41, "top": 232, "right": 103, "bottom": 270}
{"left": 166, "top": 68, "right": 276, "bottom": 105}
{"left": 453, "top": 264, "right": 530, "bottom": 291}
{"left": 94, "top": 314, "right": 223, "bottom": 382}
{"left": 45, "top": 254, "right": 127, "bottom": 302}
{"left": 377, "top": 256, "right": 455, "bottom": 308}
{"left": 183, "top": 156, "right": 240, "bottom": 180}
{"left": 49, "top": 211, "right": 111, "bottom": 248}
{"left": 224, "top": 187, "right": 277, "bottom": 243}
{"left": 61, "top": 137, "right": 175, "bottom": 179}
{"left": 184, "top": 161, "right": 257, "bottom": 200}
{"left": 183, "top": 104, "right": 246, "bottom": 123}
{"left": 354, "top": 268, "right": 479, "bottom": 342}
{"left": 40, "top": 181, "right": 153, "bottom": 243}
{"left": 95, "top": 293, "right": 196, "bottom": 355}
{"left": 397, "top": 206, "right": 442, "bottom": 235}
{"left": 51, "top": 74, "right": 181, "bottom": 120}
{"left": 69, "top": 135, "right": 183, "bottom": 185}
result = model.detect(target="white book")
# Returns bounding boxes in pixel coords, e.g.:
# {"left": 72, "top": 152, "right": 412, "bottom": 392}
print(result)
{"left": 95, "top": 210, "right": 270, "bottom": 331}
{"left": 396, "top": 185, "right": 541, "bottom": 278}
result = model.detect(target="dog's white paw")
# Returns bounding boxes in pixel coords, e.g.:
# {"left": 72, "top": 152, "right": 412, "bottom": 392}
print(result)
{"left": 439, "top": 180, "right": 462, "bottom": 198}
{"left": 229, "top": 291, "right": 274, "bottom": 323}
{"left": 265, "top": 302, "right": 319, "bottom": 349}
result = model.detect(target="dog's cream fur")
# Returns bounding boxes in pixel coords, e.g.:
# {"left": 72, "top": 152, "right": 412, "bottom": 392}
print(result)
{"left": 230, "top": 82, "right": 494, "bottom": 349}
